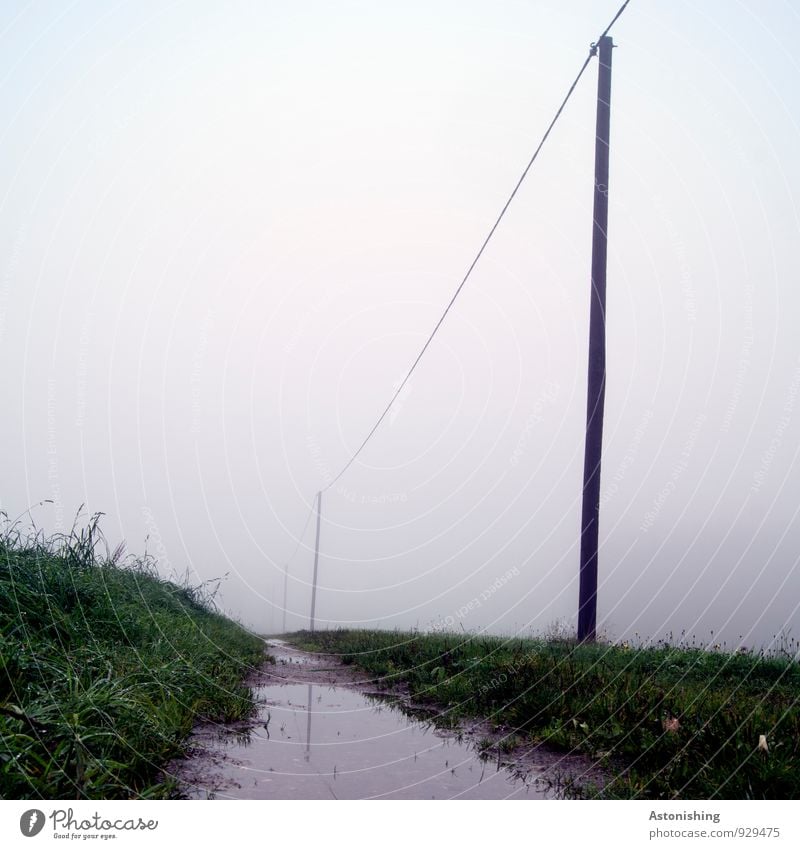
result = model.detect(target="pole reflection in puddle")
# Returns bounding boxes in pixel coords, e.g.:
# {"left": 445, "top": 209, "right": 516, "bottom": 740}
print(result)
{"left": 304, "top": 683, "right": 312, "bottom": 763}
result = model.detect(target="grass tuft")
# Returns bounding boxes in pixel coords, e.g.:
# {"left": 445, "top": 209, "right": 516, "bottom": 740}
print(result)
{"left": 293, "top": 628, "right": 800, "bottom": 799}
{"left": 0, "top": 512, "right": 267, "bottom": 799}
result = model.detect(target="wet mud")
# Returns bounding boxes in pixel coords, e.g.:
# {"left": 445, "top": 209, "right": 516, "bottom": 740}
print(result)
{"left": 168, "top": 639, "right": 606, "bottom": 800}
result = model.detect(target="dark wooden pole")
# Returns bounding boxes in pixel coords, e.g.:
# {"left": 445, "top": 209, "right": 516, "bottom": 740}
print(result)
{"left": 578, "top": 35, "right": 613, "bottom": 643}
{"left": 309, "top": 490, "right": 322, "bottom": 632}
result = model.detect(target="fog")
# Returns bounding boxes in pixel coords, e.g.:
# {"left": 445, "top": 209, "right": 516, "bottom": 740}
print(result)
{"left": 1, "top": 0, "right": 799, "bottom": 650}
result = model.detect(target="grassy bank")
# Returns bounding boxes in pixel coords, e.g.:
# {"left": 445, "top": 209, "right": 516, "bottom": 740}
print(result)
{"left": 0, "top": 514, "right": 267, "bottom": 799}
{"left": 293, "top": 628, "right": 800, "bottom": 799}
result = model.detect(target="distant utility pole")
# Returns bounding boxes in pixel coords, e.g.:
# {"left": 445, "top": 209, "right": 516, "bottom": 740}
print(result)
{"left": 578, "top": 35, "right": 613, "bottom": 644}
{"left": 282, "top": 562, "right": 289, "bottom": 633}
{"left": 309, "top": 491, "right": 322, "bottom": 632}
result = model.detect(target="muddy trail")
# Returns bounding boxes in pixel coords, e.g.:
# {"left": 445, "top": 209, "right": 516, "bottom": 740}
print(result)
{"left": 168, "top": 639, "right": 606, "bottom": 800}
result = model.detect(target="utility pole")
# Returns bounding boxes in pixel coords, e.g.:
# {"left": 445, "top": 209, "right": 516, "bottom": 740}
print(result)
{"left": 281, "top": 562, "right": 288, "bottom": 633}
{"left": 309, "top": 490, "right": 322, "bottom": 632}
{"left": 578, "top": 35, "right": 613, "bottom": 643}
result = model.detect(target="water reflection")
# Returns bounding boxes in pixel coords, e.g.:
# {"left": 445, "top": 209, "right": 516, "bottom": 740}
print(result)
{"left": 305, "top": 683, "right": 312, "bottom": 763}
{"left": 178, "top": 680, "right": 548, "bottom": 799}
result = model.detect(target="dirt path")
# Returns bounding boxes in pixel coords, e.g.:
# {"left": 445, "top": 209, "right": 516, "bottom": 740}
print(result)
{"left": 168, "top": 638, "right": 608, "bottom": 799}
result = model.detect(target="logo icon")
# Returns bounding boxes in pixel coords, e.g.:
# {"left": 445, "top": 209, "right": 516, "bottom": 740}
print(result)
{"left": 20, "top": 810, "right": 45, "bottom": 837}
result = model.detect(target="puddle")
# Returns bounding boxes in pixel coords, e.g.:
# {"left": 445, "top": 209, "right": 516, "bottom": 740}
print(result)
{"left": 171, "top": 640, "right": 602, "bottom": 799}
{"left": 177, "top": 681, "right": 547, "bottom": 799}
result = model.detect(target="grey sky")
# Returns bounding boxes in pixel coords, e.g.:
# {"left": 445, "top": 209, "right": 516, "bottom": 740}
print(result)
{"left": 1, "top": 0, "right": 799, "bottom": 649}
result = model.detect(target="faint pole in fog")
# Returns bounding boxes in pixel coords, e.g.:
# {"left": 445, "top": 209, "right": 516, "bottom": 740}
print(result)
{"left": 309, "top": 491, "right": 322, "bottom": 632}
{"left": 282, "top": 562, "right": 289, "bottom": 633}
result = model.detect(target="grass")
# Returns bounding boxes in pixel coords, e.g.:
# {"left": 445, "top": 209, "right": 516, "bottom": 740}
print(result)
{"left": 291, "top": 628, "right": 800, "bottom": 799}
{"left": 0, "top": 512, "right": 268, "bottom": 799}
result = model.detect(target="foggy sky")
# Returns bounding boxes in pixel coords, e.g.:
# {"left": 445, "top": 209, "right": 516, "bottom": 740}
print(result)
{"left": 1, "top": 0, "right": 799, "bottom": 651}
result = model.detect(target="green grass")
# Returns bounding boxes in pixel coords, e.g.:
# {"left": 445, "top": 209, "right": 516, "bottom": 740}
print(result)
{"left": 0, "top": 513, "right": 268, "bottom": 799}
{"left": 291, "top": 628, "right": 800, "bottom": 799}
